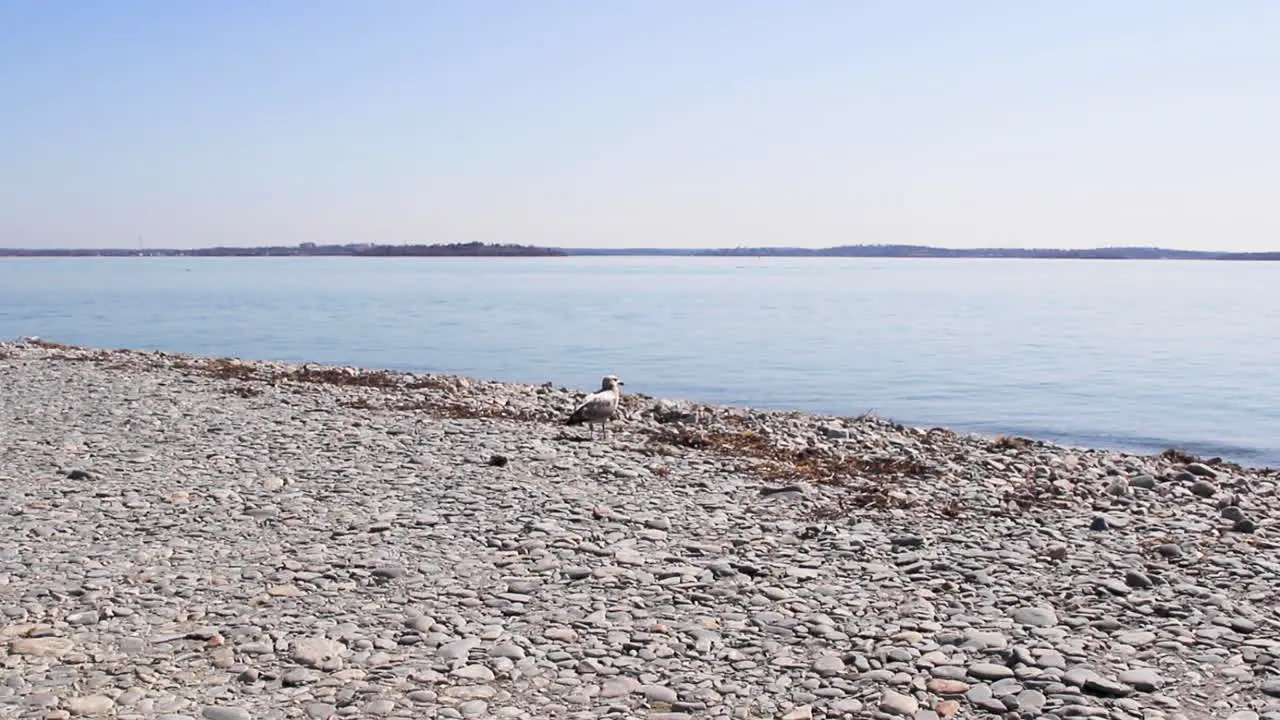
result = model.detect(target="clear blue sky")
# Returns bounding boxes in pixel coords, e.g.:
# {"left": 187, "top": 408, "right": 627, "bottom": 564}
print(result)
{"left": 2, "top": 1, "right": 1277, "bottom": 250}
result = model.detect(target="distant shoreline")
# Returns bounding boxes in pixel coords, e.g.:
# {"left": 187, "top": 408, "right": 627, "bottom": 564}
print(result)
{"left": 0, "top": 242, "right": 567, "bottom": 259}
{"left": 1, "top": 242, "right": 1277, "bottom": 260}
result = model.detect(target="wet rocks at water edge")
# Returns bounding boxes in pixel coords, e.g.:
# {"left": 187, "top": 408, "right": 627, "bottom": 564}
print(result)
{"left": 2, "top": 340, "right": 1279, "bottom": 719}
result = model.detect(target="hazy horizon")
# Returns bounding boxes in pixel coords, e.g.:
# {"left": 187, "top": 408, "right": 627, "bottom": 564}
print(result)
{"left": 3, "top": 1, "right": 1278, "bottom": 251}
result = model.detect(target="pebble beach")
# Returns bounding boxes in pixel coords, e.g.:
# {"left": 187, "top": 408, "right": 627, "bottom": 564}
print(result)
{"left": 1, "top": 339, "right": 1278, "bottom": 720}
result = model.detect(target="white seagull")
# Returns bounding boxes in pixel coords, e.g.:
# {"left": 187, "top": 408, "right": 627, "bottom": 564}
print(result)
{"left": 565, "top": 375, "right": 625, "bottom": 440}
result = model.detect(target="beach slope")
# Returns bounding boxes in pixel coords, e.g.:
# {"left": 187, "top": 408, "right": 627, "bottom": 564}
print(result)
{"left": 1, "top": 341, "right": 1277, "bottom": 718}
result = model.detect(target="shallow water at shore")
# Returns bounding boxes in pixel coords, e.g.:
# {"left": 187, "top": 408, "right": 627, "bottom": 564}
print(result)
{"left": 1, "top": 255, "right": 1276, "bottom": 466}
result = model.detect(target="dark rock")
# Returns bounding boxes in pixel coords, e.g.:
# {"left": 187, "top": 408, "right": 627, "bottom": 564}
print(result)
{"left": 823, "top": 425, "right": 851, "bottom": 440}
{"left": 1190, "top": 480, "right": 1216, "bottom": 498}
{"left": 1128, "top": 474, "right": 1156, "bottom": 489}
{"left": 1124, "top": 570, "right": 1153, "bottom": 588}
{"left": 1186, "top": 462, "right": 1219, "bottom": 478}
{"left": 1231, "top": 617, "right": 1258, "bottom": 633}
{"left": 244, "top": 506, "right": 279, "bottom": 521}
{"left": 759, "top": 484, "right": 810, "bottom": 497}
{"left": 1065, "top": 668, "right": 1133, "bottom": 697}
{"left": 1233, "top": 518, "right": 1258, "bottom": 533}
{"left": 64, "top": 468, "right": 93, "bottom": 480}
{"left": 1083, "top": 675, "right": 1134, "bottom": 697}
{"left": 1090, "top": 516, "right": 1110, "bottom": 531}
{"left": 488, "top": 454, "right": 509, "bottom": 467}
{"left": 372, "top": 566, "right": 406, "bottom": 580}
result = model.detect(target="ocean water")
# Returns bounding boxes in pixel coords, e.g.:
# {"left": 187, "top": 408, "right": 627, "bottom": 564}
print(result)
{"left": 1, "top": 256, "right": 1276, "bottom": 467}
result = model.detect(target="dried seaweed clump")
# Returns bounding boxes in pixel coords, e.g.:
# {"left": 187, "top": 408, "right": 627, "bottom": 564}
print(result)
{"left": 26, "top": 338, "right": 78, "bottom": 350}
{"left": 339, "top": 397, "right": 380, "bottom": 410}
{"left": 285, "top": 366, "right": 407, "bottom": 388}
{"left": 183, "top": 358, "right": 476, "bottom": 394}
{"left": 23, "top": 339, "right": 115, "bottom": 363}
{"left": 173, "top": 355, "right": 558, "bottom": 423}
{"left": 225, "top": 384, "right": 263, "bottom": 398}
{"left": 645, "top": 425, "right": 936, "bottom": 517}
{"left": 199, "top": 358, "right": 261, "bottom": 381}
{"left": 1160, "top": 447, "right": 1199, "bottom": 464}
{"left": 808, "top": 485, "right": 918, "bottom": 518}
{"left": 647, "top": 426, "right": 931, "bottom": 487}
{"left": 385, "top": 396, "right": 549, "bottom": 423}
{"left": 999, "top": 475, "right": 1082, "bottom": 513}
{"left": 991, "top": 435, "right": 1033, "bottom": 450}
{"left": 652, "top": 426, "right": 775, "bottom": 454}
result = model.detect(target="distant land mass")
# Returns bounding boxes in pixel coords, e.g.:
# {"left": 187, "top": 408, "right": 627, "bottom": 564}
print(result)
{"left": 0, "top": 242, "right": 566, "bottom": 258}
{"left": 564, "top": 244, "right": 1280, "bottom": 260}
{"left": 1, "top": 242, "right": 1277, "bottom": 260}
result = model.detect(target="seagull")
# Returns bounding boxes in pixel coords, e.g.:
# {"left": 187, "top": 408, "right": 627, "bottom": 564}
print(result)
{"left": 566, "top": 375, "right": 624, "bottom": 440}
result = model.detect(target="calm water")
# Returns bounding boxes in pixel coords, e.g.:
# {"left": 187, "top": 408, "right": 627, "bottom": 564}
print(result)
{"left": 2, "top": 256, "right": 1276, "bottom": 467}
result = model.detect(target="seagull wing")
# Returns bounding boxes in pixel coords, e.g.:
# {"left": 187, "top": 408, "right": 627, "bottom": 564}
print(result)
{"left": 566, "top": 389, "right": 617, "bottom": 425}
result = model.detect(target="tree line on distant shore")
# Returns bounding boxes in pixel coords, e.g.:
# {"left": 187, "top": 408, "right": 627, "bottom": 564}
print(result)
{"left": 352, "top": 243, "right": 565, "bottom": 257}
{"left": 579, "top": 244, "right": 1280, "bottom": 260}
{"left": 708, "top": 245, "right": 1280, "bottom": 260}
{"left": 189, "top": 241, "right": 567, "bottom": 257}
{"left": 0, "top": 242, "right": 566, "bottom": 258}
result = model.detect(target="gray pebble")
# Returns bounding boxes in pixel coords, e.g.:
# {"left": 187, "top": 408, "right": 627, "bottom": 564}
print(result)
{"left": 1118, "top": 667, "right": 1163, "bottom": 692}
{"left": 642, "top": 685, "right": 679, "bottom": 703}
{"left": 878, "top": 689, "right": 918, "bottom": 715}
{"left": 202, "top": 709, "right": 252, "bottom": 720}
{"left": 969, "top": 663, "right": 1015, "bottom": 681}
{"left": 1012, "top": 606, "right": 1058, "bottom": 627}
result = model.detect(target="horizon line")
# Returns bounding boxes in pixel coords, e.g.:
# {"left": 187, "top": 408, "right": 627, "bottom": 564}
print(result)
{"left": 3, "top": 241, "right": 1280, "bottom": 259}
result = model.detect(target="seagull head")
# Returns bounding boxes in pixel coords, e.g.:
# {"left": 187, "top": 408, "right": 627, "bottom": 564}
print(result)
{"left": 601, "top": 375, "right": 624, "bottom": 391}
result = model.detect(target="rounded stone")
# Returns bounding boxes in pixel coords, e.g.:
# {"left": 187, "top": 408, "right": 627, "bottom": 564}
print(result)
{"left": 968, "top": 663, "right": 1015, "bottom": 681}
{"left": 878, "top": 689, "right": 918, "bottom": 716}
{"left": 1011, "top": 606, "right": 1058, "bottom": 627}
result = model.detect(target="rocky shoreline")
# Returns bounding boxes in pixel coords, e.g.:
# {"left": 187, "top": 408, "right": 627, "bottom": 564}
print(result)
{"left": 2, "top": 339, "right": 1277, "bottom": 720}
